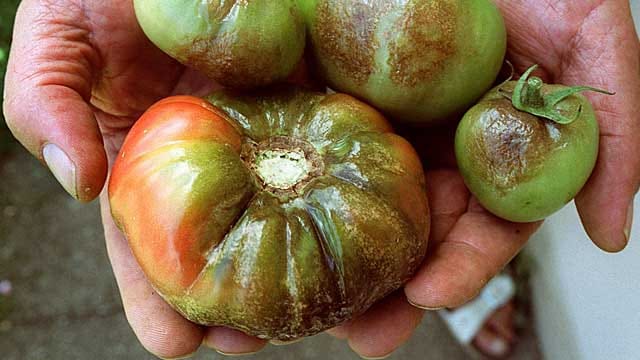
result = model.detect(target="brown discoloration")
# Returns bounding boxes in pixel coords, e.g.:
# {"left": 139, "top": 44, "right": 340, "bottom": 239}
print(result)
{"left": 388, "top": 0, "right": 458, "bottom": 87}
{"left": 183, "top": 31, "right": 283, "bottom": 89}
{"left": 314, "top": 0, "right": 391, "bottom": 85}
{"left": 176, "top": 1, "right": 303, "bottom": 89}
{"left": 472, "top": 98, "right": 577, "bottom": 191}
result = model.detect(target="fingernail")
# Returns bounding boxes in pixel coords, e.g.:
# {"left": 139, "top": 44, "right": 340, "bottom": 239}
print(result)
{"left": 359, "top": 353, "right": 392, "bottom": 360}
{"left": 624, "top": 198, "right": 634, "bottom": 244}
{"left": 407, "top": 298, "right": 443, "bottom": 311}
{"left": 214, "top": 349, "right": 260, "bottom": 357}
{"left": 42, "top": 143, "right": 77, "bottom": 199}
{"left": 486, "top": 338, "right": 508, "bottom": 357}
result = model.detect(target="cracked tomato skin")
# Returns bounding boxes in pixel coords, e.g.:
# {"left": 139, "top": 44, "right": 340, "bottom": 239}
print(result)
{"left": 299, "top": 0, "right": 507, "bottom": 125}
{"left": 133, "top": 0, "right": 306, "bottom": 89}
{"left": 108, "top": 90, "right": 430, "bottom": 340}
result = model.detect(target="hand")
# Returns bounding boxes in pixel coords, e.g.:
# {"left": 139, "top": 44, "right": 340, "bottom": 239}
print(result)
{"left": 323, "top": 1, "right": 640, "bottom": 358}
{"left": 3, "top": 0, "right": 266, "bottom": 358}
{"left": 495, "top": 0, "right": 640, "bottom": 252}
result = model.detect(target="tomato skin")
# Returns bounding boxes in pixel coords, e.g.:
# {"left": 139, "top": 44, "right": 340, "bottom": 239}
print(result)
{"left": 300, "top": 0, "right": 507, "bottom": 125}
{"left": 109, "top": 91, "right": 430, "bottom": 340}
{"left": 134, "top": 0, "right": 306, "bottom": 89}
{"left": 454, "top": 82, "right": 600, "bottom": 223}
{"left": 109, "top": 97, "right": 249, "bottom": 296}
{"left": 135, "top": 0, "right": 505, "bottom": 124}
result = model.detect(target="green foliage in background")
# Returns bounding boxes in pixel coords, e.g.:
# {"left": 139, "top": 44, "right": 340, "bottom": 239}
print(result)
{"left": 1, "top": 0, "right": 22, "bottom": 154}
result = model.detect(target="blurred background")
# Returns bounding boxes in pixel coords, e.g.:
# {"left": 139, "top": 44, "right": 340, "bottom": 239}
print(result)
{"left": 1, "top": 1, "right": 639, "bottom": 359}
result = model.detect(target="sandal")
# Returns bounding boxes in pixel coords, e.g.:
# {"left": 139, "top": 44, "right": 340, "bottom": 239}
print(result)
{"left": 439, "top": 273, "right": 517, "bottom": 359}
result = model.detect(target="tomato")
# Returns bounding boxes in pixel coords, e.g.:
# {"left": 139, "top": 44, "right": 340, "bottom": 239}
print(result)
{"left": 133, "top": 0, "right": 306, "bottom": 89}
{"left": 108, "top": 90, "right": 430, "bottom": 340}
{"left": 134, "top": 0, "right": 506, "bottom": 124}
{"left": 454, "top": 66, "right": 606, "bottom": 223}
{"left": 301, "top": 0, "right": 507, "bottom": 125}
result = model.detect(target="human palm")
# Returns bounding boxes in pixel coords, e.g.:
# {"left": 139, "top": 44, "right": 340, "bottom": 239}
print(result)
{"left": 496, "top": 0, "right": 640, "bottom": 252}
{"left": 3, "top": 0, "right": 639, "bottom": 359}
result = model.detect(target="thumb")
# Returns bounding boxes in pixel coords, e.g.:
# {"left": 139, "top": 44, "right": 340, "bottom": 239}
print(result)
{"left": 3, "top": 0, "right": 107, "bottom": 202}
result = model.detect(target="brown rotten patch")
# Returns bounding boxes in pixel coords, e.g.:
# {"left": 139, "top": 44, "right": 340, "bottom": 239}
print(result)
{"left": 388, "top": 0, "right": 458, "bottom": 87}
{"left": 314, "top": 0, "right": 392, "bottom": 85}
{"left": 471, "top": 98, "right": 579, "bottom": 192}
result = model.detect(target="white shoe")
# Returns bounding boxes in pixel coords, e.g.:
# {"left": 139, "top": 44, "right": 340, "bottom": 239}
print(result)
{"left": 438, "top": 273, "right": 516, "bottom": 357}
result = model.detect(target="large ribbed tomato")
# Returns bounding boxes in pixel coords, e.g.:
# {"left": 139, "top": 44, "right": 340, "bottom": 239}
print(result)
{"left": 108, "top": 90, "right": 430, "bottom": 340}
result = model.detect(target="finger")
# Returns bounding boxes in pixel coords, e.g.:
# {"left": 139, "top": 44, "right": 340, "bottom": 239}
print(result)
{"left": 204, "top": 327, "right": 267, "bottom": 356}
{"left": 576, "top": 133, "right": 639, "bottom": 252}
{"left": 345, "top": 292, "right": 424, "bottom": 359}
{"left": 326, "top": 324, "right": 351, "bottom": 340}
{"left": 424, "top": 169, "right": 470, "bottom": 248}
{"left": 99, "top": 193, "right": 205, "bottom": 359}
{"left": 405, "top": 200, "right": 541, "bottom": 309}
{"left": 2, "top": 0, "right": 107, "bottom": 201}
{"left": 560, "top": 2, "right": 640, "bottom": 252}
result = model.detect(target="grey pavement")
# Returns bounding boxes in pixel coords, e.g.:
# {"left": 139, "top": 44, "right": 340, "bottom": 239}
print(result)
{"left": 0, "top": 145, "right": 541, "bottom": 359}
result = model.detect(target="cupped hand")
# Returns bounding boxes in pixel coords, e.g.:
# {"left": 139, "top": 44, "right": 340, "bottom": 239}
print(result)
{"left": 3, "top": 0, "right": 266, "bottom": 358}
{"left": 323, "top": 1, "right": 640, "bottom": 358}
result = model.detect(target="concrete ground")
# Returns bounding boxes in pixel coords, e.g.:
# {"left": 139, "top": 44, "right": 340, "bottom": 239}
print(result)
{"left": 0, "top": 145, "right": 541, "bottom": 359}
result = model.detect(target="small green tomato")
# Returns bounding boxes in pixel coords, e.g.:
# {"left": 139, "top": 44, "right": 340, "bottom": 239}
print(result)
{"left": 455, "top": 65, "right": 612, "bottom": 223}
{"left": 133, "top": 0, "right": 306, "bottom": 89}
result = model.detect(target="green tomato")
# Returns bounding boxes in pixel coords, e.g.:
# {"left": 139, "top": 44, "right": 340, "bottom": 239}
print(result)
{"left": 133, "top": 0, "right": 306, "bottom": 88}
{"left": 300, "top": 0, "right": 507, "bottom": 125}
{"left": 455, "top": 66, "right": 606, "bottom": 223}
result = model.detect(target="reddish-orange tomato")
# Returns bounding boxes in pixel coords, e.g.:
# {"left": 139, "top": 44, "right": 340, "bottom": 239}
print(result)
{"left": 109, "top": 96, "right": 243, "bottom": 295}
{"left": 109, "top": 90, "right": 429, "bottom": 340}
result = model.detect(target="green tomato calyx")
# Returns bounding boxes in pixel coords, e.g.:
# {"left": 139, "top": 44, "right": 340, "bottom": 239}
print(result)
{"left": 501, "top": 64, "right": 614, "bottom": 124}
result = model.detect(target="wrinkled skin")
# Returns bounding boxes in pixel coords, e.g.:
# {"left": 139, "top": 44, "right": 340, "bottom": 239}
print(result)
{"left": 134, "top": 0, "right": 306, "bottom": 89}
{"left": 455, "top": 82, "right": 600, "bottom": 222}
{"left": 301, "top": 0, "right": 506, "bottom": 124}
{"left": 109, "top": 91, "right": 429, "bottom": 340}
{"left": 3, "top": 0, "right": 640, "bottom": 358}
